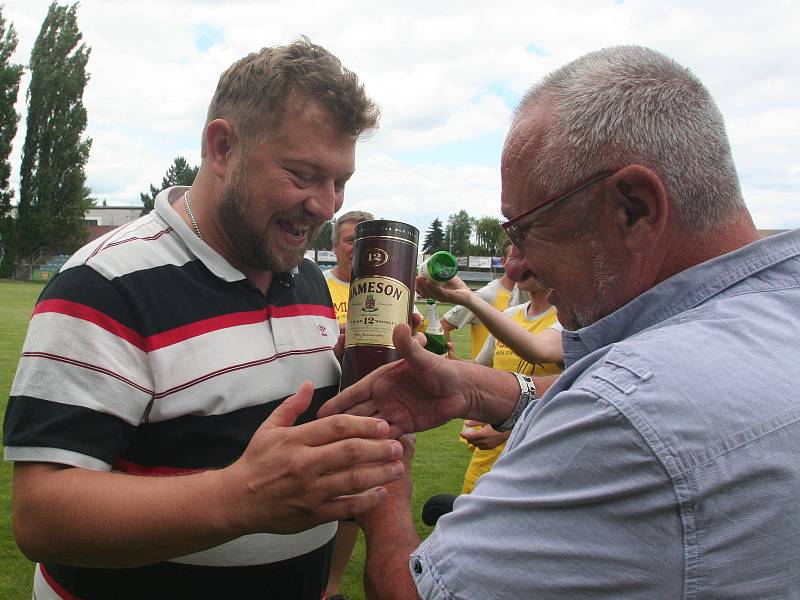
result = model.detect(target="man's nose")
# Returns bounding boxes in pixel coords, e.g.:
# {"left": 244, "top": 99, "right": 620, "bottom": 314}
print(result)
{"left": 307, "top": 181, "right": 338, "bottom": 221}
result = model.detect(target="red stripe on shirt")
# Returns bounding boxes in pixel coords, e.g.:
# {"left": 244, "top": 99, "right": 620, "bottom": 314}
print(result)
{"left": 33, "top": 299, "right": 147, "bottom": 351}
{"left": 113, "top": 458, "right": 203, "bottom": 477}
{"left": 270, "top": 303, "right": 336, "bottom": 319}
{"left": 143, "top": 308, "right": 271, "bottom": 351}
{"left": 34, "top": 299, "right": 335, "bottom": 352}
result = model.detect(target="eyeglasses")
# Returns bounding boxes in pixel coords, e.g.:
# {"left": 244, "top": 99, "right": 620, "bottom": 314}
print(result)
{"left": 502, "top": 170, "right": 616, "bottom": 248}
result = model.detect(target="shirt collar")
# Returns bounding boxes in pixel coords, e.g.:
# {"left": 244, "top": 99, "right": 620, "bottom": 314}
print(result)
{"left": 563, "top": 228, "right": 800, "bottom": 363}
{"left": 154, "top": 186, "right": 299, "bottom": 284}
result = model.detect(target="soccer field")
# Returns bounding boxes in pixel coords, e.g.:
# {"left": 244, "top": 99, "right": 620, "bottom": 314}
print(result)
{"left": 0, "top": 280, "right": 472, "bottom": 599}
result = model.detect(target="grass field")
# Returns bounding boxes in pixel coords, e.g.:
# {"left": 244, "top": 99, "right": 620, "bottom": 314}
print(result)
{"left": 0, "top": 280, "right": 472, "bottom": 599}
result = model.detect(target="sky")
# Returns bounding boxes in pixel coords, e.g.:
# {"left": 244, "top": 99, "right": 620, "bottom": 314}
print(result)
{"left": 2, "top": 0, "right": 799, "bottom": 237}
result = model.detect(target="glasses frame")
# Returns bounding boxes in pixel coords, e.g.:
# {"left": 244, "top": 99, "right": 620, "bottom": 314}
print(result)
{"left": 502, "top": 169, "right": 617, "bottom": 248}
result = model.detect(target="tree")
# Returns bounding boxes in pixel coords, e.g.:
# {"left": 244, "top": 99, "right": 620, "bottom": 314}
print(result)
{"left": 140, "top": 156, "right": 199, "bottom": 215}
{"left": 472, "top": 216, "right": 505, "bottom": 256}
{"left": 0, "top": 8, "right": 23, "bottom": 276}
{"left": 445, "top": 210, "right": 472, "bottom": 256}
{"left": 18, "top": 2, "right": 93, "bottom": 256}
{"left": 422, "top": 218, "right": 446, "bottom": 254}
{"left": 0, "top": 8, "right": 23, "bottom": 218}
{"left": 309, "top": 219, "right": 333, "bottom": 251}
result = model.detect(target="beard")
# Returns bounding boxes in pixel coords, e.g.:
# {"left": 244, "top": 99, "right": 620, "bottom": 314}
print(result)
{"left": 217, "top": 167, "right": 325, "bottom": 273}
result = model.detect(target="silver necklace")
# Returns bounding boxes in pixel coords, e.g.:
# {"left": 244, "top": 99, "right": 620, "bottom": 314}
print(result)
{"left": 183, "top": 191, "right": 203, "bottom": 240}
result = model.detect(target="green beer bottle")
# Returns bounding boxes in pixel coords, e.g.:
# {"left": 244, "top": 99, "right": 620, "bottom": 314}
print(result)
{"left": 418, "top": 251, "right": 458, "bottom": 284}
{"left": 423, "top": 298, "right": 448, "bottom": 355}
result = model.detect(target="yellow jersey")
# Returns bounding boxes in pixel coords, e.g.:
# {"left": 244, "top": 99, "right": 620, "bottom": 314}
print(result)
{"left": 323, "top": 269, "right": 349, "bottom": 330}
{"left": 462, "top": 303, "right": 563, "bottom": 494}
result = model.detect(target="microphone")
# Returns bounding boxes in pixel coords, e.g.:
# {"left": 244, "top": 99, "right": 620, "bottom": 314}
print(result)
{"left": 421, "top": 493, "right": 456, "bottom": 526}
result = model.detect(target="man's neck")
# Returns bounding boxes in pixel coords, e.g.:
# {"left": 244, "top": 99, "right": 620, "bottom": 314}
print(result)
{"left": 655, "top": 212, "right": 760, "bottom": 287}
{"left": 528, "top": 288, "right": 551, "bottom": 315}
{"left": 331, "top": 265, "right": 351, "bottom": 282}
{"left": 499, "top": 274, "right": 514, "bottom": 291}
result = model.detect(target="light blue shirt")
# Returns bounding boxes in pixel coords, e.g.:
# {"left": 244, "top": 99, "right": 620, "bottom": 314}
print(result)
{"left": 411, "top": 229, "right": 800, "bottom": 599}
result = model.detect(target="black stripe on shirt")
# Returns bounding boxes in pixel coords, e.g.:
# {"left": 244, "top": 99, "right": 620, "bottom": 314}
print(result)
{"left": 42, "top": 536, "right": 333, "bottom": 600}
{"left": 122, "top": 384, "right": 338, "bottom": 469}
{"left": 3, "top": 396, "right": 136, "bottom": 465}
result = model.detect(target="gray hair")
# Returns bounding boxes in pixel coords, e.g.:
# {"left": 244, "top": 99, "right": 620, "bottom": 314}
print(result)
{"left": 515, "top": 45, "right": 744, "bottom": 230}
{"left": 332, "top": 210, "right": 374, "bottom": 245}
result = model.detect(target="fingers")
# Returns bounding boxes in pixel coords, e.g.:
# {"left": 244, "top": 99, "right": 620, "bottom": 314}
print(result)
{"left": 309, "top": 436, "right": 403, "bottom": 475}
{"left": 295, "top": 412, "right": 393, "bottom": 449}
{"left": 319, "top": 458, "right": 404, "bottom": 496}
{"left": 315, "top": 487, "right": 390, "bottom": 523}
{"left": 398, "top": 434, "right": 416, "bottom": 466}
{"left": 262, "top": 381, "right": 314, "bottom": 430}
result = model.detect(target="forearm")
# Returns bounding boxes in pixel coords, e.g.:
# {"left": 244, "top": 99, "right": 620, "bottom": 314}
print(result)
{"left": 458, "top": 361, "right": 522, "bottom": 424}
{"left": 13, "top": 462, "right": 236, "bottom": 568}
{"left": 361, "top": 498, "right": 421, "bottom": 600}
{"left": 463, "top": 297, "right": 562, "bottom": 363}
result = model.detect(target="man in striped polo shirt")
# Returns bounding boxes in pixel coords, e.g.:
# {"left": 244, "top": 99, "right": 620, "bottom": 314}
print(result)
{"left": 3, "top": 38, "right": 404, "bottom": 600}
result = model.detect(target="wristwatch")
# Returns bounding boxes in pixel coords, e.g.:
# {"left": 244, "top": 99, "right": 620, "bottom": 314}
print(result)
{"left": 492, "top": 372, "right": 536, "bottom": 432}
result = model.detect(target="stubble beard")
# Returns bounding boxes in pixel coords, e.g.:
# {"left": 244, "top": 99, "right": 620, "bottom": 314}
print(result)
{"left": 217, "top": 168, "right": 324, "bottom": 273}
{"left": 568, "top": 236, "right": 625, "bottom": 330}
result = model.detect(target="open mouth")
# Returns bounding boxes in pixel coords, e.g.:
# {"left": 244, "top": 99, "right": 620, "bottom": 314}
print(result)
{"left": 277, "top": 218, "right": 309, "bottom": 241}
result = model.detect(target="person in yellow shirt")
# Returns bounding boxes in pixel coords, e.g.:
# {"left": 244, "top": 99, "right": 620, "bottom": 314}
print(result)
{"left": 417, "top": 270, "right": 564, "bottom": 494}
{"left": 324, "top": 210, "right": 373, "bottom": 334}
{"left": 440, "top": 239, "right": 526, "bottom": 359}
{"left": 460, "top": 274, "right": 564, "bottom": 493}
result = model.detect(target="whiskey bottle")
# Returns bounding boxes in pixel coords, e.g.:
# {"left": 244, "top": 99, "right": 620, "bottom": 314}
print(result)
{"left": 340, "top": 219, "right": 419, "bottom": 389}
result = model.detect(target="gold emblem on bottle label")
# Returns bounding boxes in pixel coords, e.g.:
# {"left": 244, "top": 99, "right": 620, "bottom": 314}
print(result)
{"left": 345, "top": 275, "right": 410, "bottom": 348}
{"left": 362, "top": 248, "right": 388, "bottom": 267}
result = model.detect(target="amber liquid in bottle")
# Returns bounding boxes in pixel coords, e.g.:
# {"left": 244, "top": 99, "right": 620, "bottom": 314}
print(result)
{"left": 340, "top": 220, "right": 419, "bottom": 390}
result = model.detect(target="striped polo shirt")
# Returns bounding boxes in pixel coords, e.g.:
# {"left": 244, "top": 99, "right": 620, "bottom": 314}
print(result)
{"left": 3, "top": 187, "right": 341, "bottom": 599}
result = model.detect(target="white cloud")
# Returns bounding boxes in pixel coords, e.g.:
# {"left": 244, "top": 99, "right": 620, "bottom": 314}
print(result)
{"left": 1, "top": 0, "right": 798, "bottom": 229}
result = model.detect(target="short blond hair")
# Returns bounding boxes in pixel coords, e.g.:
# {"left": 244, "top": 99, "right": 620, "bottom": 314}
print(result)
{"left": 332, "top": 210, "right": 374, "bottom": 245}
{"left": 202, "top": 36, "right": 379, "bottom": 156}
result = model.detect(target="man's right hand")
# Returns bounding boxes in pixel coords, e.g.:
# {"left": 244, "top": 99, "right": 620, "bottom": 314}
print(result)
{"left": 220, "top": 381, "right": 405, "bottom": 536}
{"left": 318, "top": 323, "right": 472, "bottom": 437}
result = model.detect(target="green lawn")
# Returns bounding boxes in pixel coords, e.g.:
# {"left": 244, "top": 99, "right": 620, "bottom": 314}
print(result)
{"left": 0, "top": 281, "right": 472, "bottom": 599}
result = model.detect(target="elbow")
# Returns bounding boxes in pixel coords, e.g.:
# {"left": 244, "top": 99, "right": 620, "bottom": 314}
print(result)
{"left": 12, "top": 500, "right": 48, "bottom": 563}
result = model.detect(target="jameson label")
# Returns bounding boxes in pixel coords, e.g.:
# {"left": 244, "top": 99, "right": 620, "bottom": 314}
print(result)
{"left": 344, "top": 275, "right": 411, "bottom": 348}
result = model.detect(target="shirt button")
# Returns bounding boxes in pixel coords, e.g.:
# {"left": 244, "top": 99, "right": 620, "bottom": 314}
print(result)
{"left": 412, "top": 558, "right": 423, "bottom": 574}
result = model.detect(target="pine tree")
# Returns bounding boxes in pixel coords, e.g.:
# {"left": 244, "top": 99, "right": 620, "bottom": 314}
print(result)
{"left": 140, "top": 156, "right": 199, "bottom": 215}
{"left": 422, "top": 218, "right": 445, "bottom": 254}
{"left": 18, "top": 1, "right": 92, "bottom": 256}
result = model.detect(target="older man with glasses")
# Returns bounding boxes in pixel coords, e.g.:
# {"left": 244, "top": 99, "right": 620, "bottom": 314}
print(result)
{"left": 321, "top": 45, "right": 800, "bottom": 599}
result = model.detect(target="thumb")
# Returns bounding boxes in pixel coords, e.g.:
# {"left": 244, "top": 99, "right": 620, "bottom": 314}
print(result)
{"left": 263, "top": 381, "right": 314, "bottom": 430}
{"left": 393, "top": 322, "right": 433, "bottom": 367}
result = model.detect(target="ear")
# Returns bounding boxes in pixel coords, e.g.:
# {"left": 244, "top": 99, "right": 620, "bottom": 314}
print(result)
{"left": 608, "top": 165, "right": 669, "bottom": 253}
{"left": 204, "top": 119, "right": 237, "bottom": 179}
